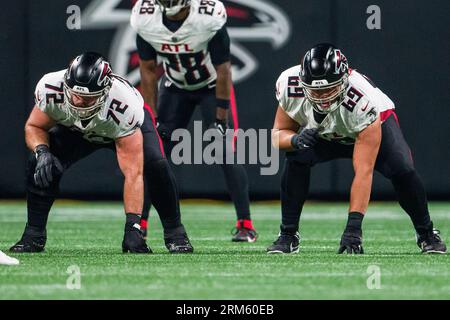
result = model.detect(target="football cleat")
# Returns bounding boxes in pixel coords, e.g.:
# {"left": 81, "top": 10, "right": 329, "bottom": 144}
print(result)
{"left": 267, "top": 230, "right": 300, "bottom": 254}
{"left": 9, "top": 224, "right": 46, "bottom": 253}
{"left": 231, "top": 219, "right": 258, "bottom": 243}
{"left": 122, "top": 223, "right": 152, "bottom": 254}
{"left": 164, "top": 225, "right": 194, "bottom": 254}
{"left": 416, "top": 229, "right": 447, "bottom": 254}
{"left": 0, "top": 250, "right": 19, "bottom": 266}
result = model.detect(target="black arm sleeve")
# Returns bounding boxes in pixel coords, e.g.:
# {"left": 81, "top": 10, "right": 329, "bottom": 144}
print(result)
{"left": 136, "top": 34, "right": 157, "bottom": 61}
{"left": 208, "top": 25, "right": 231, "bottom": 65}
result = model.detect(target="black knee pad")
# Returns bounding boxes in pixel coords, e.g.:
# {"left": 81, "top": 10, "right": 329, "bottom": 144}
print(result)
{"left": 391, "top": 169, "right": 417, "bottom": 186}
{"left": 285, "top": 150, "right": 318, "bottom": 166}
{"left": 380, "top": 159, "right": 415, "bottom": 180}
{"left": 144, "top": 158, "right": 170, "bottom": 173}
{"left": 144, "top": 158, "right": 177, "bottom": 188}
{"left": 285, "top": 157, "right": 313, "bottom": 171}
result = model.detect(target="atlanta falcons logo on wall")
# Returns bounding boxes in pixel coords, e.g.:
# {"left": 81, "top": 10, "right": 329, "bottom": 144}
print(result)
{"left": 81, "top": 0, "right": 291, "bottom": 85}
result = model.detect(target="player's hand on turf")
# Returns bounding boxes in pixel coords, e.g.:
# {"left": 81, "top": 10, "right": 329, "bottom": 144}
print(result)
{"left": 34, "top": 144, "right": 64, "bottom": 188}
{"left": 122, "top": 222, "right": 151, "bottom": 253}
{"left": 213, "top": 118, "right": 228, "bottom": 136}
{"left": 338, "top": 230, "right": 364, "bottom": 254}
{"left": 155, "top": 117, "right": 170, "bottom": 141}
{"left": 291, "top": 128, "right": 319, "bottom": 150}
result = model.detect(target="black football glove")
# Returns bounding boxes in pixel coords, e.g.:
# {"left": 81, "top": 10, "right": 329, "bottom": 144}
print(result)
{"left": 155, "top": 117, "right": 170, "bottom": 141}
{"left": 291, "top": 128, "right": 319, "bottom": 150}
{"left": 338, "top": 230, "right": 364, "bottom": 254}
{"left": 213, "top": 118, "right": 228, "bottom": 136}
{"left": 338, "top": 212, "right": 364, "bottom": 254}
{"left": 122, "top": 214, "right": 151, "bottom": 254}
{"left": 34, "top": 144, "right": 64, "bottom": 188}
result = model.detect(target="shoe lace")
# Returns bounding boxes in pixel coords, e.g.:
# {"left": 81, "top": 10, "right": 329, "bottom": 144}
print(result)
{"left": 429, "top": 229, "right": 442, "bottom": 243}
{"left": 231, "top": 220, "right": 244, "bottom": 236}
{"left": 231, "top": 225, "right": 258, "bottom": 239}
{"left": 169, "top": 234, "right": 190, "bottom": 246}
{"left": 274, "top": 232, "right": 296, "bottom": 245}
{"left": 231, "top": 227, "right": 240, "bottom": 236}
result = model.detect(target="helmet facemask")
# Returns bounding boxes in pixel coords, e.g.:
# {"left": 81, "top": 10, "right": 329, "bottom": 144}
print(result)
{"left": 302, "top": 74, "right": 348, "bottom": 114}
{"left": 156, "top": 0, "right": 190, "bottom": 16}
{"left": 63, "top": 83, "right": 110, "bottom": 120}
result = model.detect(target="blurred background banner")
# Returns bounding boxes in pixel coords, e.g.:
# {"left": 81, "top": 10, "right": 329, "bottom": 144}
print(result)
{"left": 1, "top": 0, "right": 449, "bottom": 199}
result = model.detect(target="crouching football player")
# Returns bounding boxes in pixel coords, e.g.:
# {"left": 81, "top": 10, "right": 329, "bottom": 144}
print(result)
{"left": 10, "top": 52, "right": 193, "bottom": 254}
{"left": 131, "top": 0, "right": 257, "bottom": 242}
{"left": 267, "top": 43, "right": 446, "bottom": 254}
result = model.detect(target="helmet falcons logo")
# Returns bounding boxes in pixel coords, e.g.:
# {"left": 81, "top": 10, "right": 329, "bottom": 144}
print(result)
{"left": 333, "top": 49, "right": 348, "bottom": 74}
{"left": 81, "top": 0, "right": 291, "bottom": 86}
{"left": 98, "top": 62, "right": 112, "bottom": 86}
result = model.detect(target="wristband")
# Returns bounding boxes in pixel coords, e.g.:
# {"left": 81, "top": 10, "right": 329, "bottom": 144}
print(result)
{"left": 216, "top": 98, "right": 230, "bottom": 109}
{"left": 290, "top": 134, "right": 300, "bottom": 149}
{"left": 126, "top": 213, "right": 141, "bottom": 225}
{"left": 35, "top": 144, "right": 50, "bottom": 158}
{"left": 345, "top": 211, "right": 364, "bottom": 232}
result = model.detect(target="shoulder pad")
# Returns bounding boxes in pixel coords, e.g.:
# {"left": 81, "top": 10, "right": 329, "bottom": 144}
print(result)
{"left": 347, "top": 70, "right": 395, "bottom": 111}
{"left": 275, "top": 65, "right": 304, "bottom": 107}
{"left": 130, "top": 0, "right": 159, "bottom": 33}
{"left": 34, "top": 70, "right": 66, "bottom": 111}
{"left": 107, "top": 78, "right": 145, "bottom": 135}
{"left": 191, "top": 0, "right": 227, "bottom": 32}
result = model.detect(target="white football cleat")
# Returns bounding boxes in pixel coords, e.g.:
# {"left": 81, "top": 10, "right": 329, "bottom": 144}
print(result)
{"left": 0, "top": 250, "right": 19, "bottom": 266}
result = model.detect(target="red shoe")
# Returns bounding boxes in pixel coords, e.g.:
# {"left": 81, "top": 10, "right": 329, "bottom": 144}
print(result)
{"left": 231, "top": 219, "right": 258, "bottom": 243}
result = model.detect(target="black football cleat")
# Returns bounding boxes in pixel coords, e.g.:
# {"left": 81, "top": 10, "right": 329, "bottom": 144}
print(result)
{"left": 164, "top": 225, "right": 194, "bottom": 254}
{"left": 9, "top": 224, "right": 47, "bottom": 253}
{"left": 231, "top": 219, "right": 258, "bottom": 243}
{"left": 267, "top": 230, "right": 300, "bottom": 254}
{"left": 122, "top": 223, "right": 152, "bottom": 254}
{"left": 416, "top": 229, "right": 447, "bottom": 254}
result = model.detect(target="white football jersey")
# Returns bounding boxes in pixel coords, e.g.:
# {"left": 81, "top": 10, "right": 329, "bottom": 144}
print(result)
{"left": 275, "top": 66, "right": 395, "bottom": 144}
{"left": 130, "top": 0, "right": 227, "bottom": 90}
{"left": 34, "top": 70, "right": 145, "bottom": 144}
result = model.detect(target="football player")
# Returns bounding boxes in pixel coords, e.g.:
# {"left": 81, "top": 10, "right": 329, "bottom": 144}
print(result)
{"left": 0, "top": 250, "right": 19, "bottom": 265}
{"left": 267, "top": 43, "right": 446, "bottom": 254}
{"left": 9, "top": 52, "right": 193, "bottom": 254}
{"left": 130, "top": 0, "right": 257, "bottom": 242}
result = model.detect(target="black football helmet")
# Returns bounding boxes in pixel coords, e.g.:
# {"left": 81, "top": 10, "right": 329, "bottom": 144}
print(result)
{"left": 300, "top": 43, "right": 349, "bottom": 113}
{"left": 156, "top": 0, "right": 191, "bottom": 16}
{"left": 64, "top": 52, "right": 112, "bottom": 120}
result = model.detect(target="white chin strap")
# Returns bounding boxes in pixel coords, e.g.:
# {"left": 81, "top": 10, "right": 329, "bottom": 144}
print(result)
{"left": 313, "top": 99, "right": 342, "bottom": 114}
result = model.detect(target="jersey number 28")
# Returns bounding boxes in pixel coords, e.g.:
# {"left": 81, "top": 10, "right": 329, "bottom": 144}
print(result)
{"left": 160, "top": 51, "right": 210, "bottom": 86}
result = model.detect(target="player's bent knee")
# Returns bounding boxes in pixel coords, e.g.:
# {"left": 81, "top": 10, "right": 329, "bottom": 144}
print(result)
{"left": 390, "top": 168, "right": 417, "bottom": 184}
{"left": 379, "top": 160, "right": 415, "bottom": 180}
{"left": 26, "top": 175, "right": 61, "bottom": 197}
{"left": 144, "top": 158, "right": 171, "bottom": 175}
{"left": 285, "top": 152, "right": 315, "bottom": 167}
{"left": 25, "top": 153, "right": 63, "bottom": 197}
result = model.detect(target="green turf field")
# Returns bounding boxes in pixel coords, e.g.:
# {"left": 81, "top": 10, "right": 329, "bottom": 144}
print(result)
{"left": 0, "top": 200, "right": 449, "bottom": 300}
